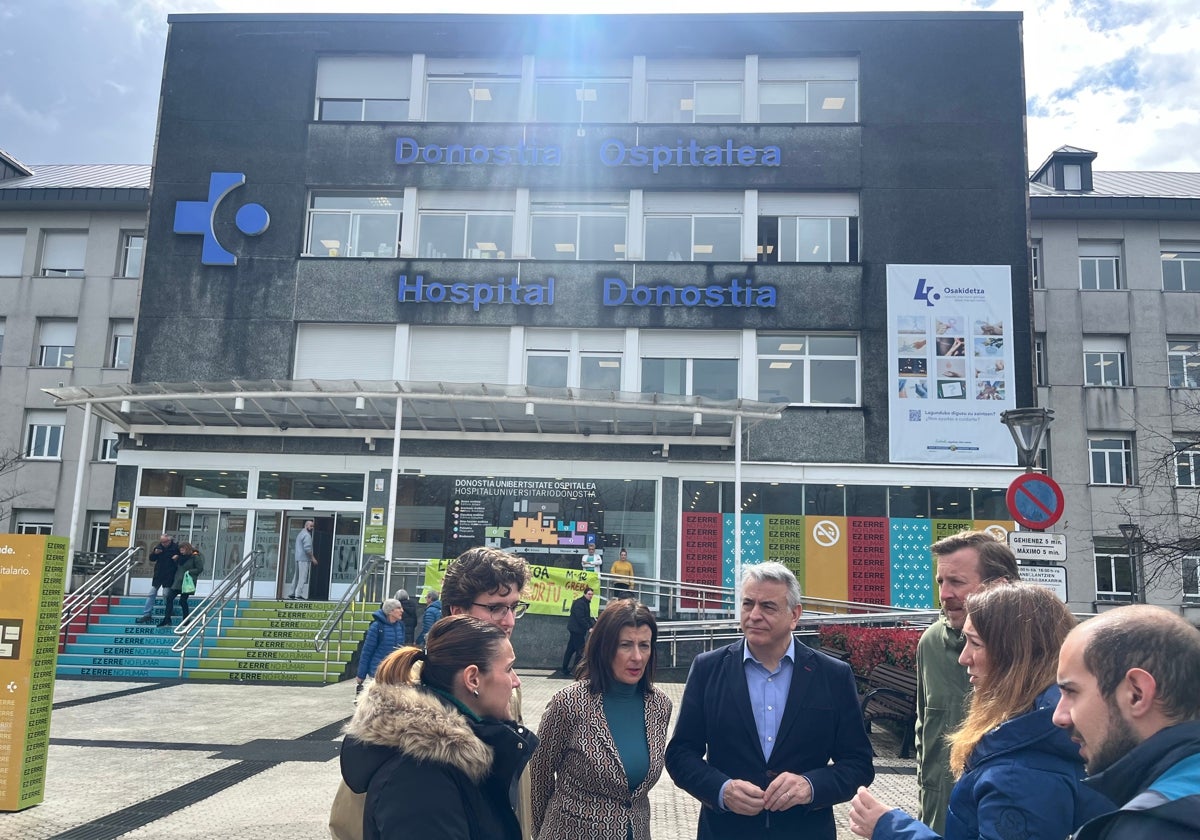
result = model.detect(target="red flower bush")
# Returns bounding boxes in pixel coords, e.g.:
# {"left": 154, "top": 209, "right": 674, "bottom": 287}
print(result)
{"left": 818, "top": 625, "right": 921, "bottom": 676}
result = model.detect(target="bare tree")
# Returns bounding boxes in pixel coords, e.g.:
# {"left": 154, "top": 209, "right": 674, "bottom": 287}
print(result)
{"left": 1113, "top": 390, "right": 1200, "bottom": 597}
{"left": 0, "top": 447, "right": 28, "bottom": 526}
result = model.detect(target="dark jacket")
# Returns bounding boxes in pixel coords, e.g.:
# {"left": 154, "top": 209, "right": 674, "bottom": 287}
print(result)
{"left": 357, "top": 610, "right": 406, "bottom": 681}
{"left": 171, "top": 550, "right": 204, "bottom": 591}
{"left": 873, "top": 685, "right": 1113, "bottom": 840}
{"left": 418, "top": 599, "right": 442, "bottom": 646}
{"left": 567, "top": 595, "right": 595, "bottom": 636}
{"left": 341, "top": 682, "right": 537, "bottom": 840}
{"left": 149, "top": 540, "right": 180, "bottom": 588}
{"left": 665, "top": 639, "right": 875, "bottom": 839}
{"left": 1070, "top": 720, "right": 1200, "bottom": 840}
{"left": 399, "top": 595, "right": 419, "bottom": 646}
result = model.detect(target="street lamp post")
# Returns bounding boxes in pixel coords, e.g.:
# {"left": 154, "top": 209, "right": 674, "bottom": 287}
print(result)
{"left": 1118, "top": 521, "right": 1145, "bottom": 604}
{"left": 1000, "top": 407, "right": 1055, "bottom": 472}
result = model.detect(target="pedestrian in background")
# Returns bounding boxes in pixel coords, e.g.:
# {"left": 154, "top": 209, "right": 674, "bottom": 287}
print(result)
{"left": 137, "top": 533, "right": 179, "bottom": 624}
{"left": 160, "top": 542, "right": 203, "bottom": 627}
{"left": 849, "top": 582, "right": 1112, "bottom": 840}
{"left": 394, "top": 588, "right": 419, "bottom": 649}
{"left": 559, "top": 587, "right": 595, "bottom": 677}
{"left": 287, "top": 519, "right": 316, "bottom": 600}
{"left": 532, "top": 599, "right": 672, "bottom": 840}
{"left": 356, "top": 598, "right": 406, "bottom": 693}
{"left": 417, "top": 589, "right": 442, "bottom": 647}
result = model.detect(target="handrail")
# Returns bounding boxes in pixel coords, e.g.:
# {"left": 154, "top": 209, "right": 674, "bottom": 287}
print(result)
{"left": 170, "top": 548, "right": 262, "bottom": 674}
{"left": 60, "top": 546, "right": 144, "bottom": 633}
{"left": 313, "top": 558, "right": 430, "bottom": 683}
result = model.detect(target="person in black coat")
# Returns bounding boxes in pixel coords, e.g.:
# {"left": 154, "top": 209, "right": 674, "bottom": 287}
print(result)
{"left": 341, "top": 614, "right": 536, "bottom": 840}
{"left": 559, "top": 587, "right": 596, "bottom": 677}
{"left": 137, "top": 533, "right": 179, "bottom": 624}
{"left": 394, "top": 588, "right": 419, "bottom": 650}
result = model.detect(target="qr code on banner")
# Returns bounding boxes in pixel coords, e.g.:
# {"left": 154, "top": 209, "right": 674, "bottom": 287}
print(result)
{"left": 909, "top": 410, "right": 922, "bottom": 421}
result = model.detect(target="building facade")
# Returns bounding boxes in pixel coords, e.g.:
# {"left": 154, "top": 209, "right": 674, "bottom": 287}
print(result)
{"left": 56, "top": 13, "right": 1033, "bottom": 610}
{"left": 1031, "top": 146, "right": 1200, "bottom": 618}
{"left": 0, "top": 151, "right": 148, "bottom": 555}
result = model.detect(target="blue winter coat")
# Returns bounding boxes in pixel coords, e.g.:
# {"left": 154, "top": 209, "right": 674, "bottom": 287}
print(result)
{"left": 357, "top": 610, "right": 407, "bottom": 680}
{"left": 874, "top": 685, "right": 1114, "bottom": 840}
{"left": 417, "top": 599, "right": 442, "bottom": 646}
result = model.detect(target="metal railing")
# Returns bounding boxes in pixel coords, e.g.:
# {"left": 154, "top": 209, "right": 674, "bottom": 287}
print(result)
{"left": 313, "top": 558, "right": 431, "bottom": 682}
{"left": 60, "top": 546, "right": 144, "bottom": 634}
{"left": 170, "top": 548, "right": 262, "bottom": 675}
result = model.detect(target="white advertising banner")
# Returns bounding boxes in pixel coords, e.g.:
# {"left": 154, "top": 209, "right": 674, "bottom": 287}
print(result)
{"left": 887, "top": 264, "right": 1017, "bottom": 465}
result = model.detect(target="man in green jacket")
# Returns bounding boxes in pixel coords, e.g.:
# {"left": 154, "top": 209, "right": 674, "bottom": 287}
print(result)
{"left": 915, "top": 530, "right": 1018, "bottom": 833}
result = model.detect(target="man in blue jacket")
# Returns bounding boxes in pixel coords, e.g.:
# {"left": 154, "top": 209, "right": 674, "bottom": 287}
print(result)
{"left": 666, "top": 562, "right": 874, "bottom": 839}
{"left": 1054, "top": 604, "right": 1200, "bottom": 840}
{"left": 417, "top": 589, "right": 442, "bottom": 647}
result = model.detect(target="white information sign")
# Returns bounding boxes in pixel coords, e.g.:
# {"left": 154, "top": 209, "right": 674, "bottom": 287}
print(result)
{"left": 886, "top": 265, "right": 1017, "bottom": 464}
{"left": 1008, "top": 531, "right": 1067, "bottom": 563}
{"left": 1019, "top": 564, "right": 1068, "bottom": 602}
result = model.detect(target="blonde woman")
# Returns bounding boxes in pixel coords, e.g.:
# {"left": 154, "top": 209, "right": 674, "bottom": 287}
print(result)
{"left": 849, "top": 582, "right": 1113, "bottom": 840}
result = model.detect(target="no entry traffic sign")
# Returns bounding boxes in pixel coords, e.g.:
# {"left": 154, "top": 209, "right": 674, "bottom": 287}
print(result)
{"left": 1006, "top": 473, "right": 1065, "bottom": 531}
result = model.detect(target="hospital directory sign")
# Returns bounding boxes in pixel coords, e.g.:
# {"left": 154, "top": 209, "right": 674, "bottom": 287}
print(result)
{"left": 0, "top": 534, "right": 67, "bottom": 811}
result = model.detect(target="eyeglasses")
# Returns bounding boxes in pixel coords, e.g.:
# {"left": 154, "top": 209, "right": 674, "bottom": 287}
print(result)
{"left": 471, "top": 600, "right": 530, "bottom": 620}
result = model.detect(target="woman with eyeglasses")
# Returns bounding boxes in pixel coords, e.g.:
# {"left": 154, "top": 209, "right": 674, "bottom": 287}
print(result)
{"left": 341, "top": 614, "right": 537, "bottom": 840}
{"left": 848, "top": 582, "right": 1113, "bottom": 840}
{"left": 531, "top": 599, "right": 672, "bottom": 840}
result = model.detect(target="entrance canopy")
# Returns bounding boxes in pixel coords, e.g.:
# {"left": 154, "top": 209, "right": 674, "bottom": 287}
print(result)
{"left": 45, "top": 379, "right": 785, "bottom": 446}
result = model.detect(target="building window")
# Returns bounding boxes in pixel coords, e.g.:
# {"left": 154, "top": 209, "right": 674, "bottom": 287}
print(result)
{"left": 98, "top": 421, "right": 119, "bottom": 462}
{"left": 642, "top": 357, "right": 737, "bottom": 400}
{"left": 109, "top": 320, "right": 134, "bottom": 369}
{"left": 306, "top": 193, "right": 403, "bottom": 258}
{"left": 315, "top": 55, "right": 411, "bottom": 122}
{"left": 119, "top": 232, "right": 145, "bottom": 278}
{"left": 1168, "top": 339, "right": 1200, "bottom": 388}
{"left": 36, "top": 319, "right": 76, "bottom": 368}
{"left": 15, "top": 518, "right": 53, "bottom": 536}
{"left": 1063, "top": 164, "right": 1083, "bottom": 191}
{"left": 87, "top": 517, "right": 110, "bottom": 554}
{"left": 644, "top": 215, "right": 740, "bottom": 261}
{"left": 756, "top": 334, "right": 859, "bottom": 405}
{"left": 1162, "top": 251, "right": 1200, "bottom": 291}
{"left": 417, "top": 212, "right": 513, "bottom": 259}
{"left": 647, "top": 81, "right": 742, "bottom": 123}
{"left": 757, "top": 216, "right": 855, "bottom": 263}
{"left": 1031, "top": 241, "right": 1043, "bottom": 289}
{"left": 1095, "top": 549, "right": 1134, "bottom": 599}
{"left": 1089, "top": 436, "right": 1134, "bottom": 486}
{"left": 426, "top": 76, "right": 520, "bottom": 122}
{"left": 1083, "top": 337, "right": 1128, "bottom": 386}
{"left": 1034, "top": 334, "right": 1046, "bottom": 386}
{"left": 530, "top": 203, "right": 627, "bottom": 260}
{"left": 39, "top": 230, "right": 87, "bottom": 277}
{"left": 1185, "top": 555, "right": 1200, "bottom": 598}
{"left": 758, "top": 80, "right": 858, "bottom": 123}
{"left": 524, "top": 329, "right": 624, "bottom": 390}
{"left": 0, "top": 319, "right": 5, "bottom": 362}
{"left": 535, "top": 79, "right": 630, "bottom": 123}
{"left": 1177, "top": 443, "right": 1200, "bottom": 488}
{"left": 0, "top": 230, "right": 24, "bottom": 276}
{"left": 25, "top": 411, "right": 66, "bottom": 460}
{"left": 1080, "top": 257, "right": 1121, "bottom": 290}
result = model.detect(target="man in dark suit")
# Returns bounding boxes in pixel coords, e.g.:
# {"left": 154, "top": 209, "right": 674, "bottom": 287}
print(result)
{"left": 559, "top": 586, "right": 595, "bottom": 677}
{"left": 665, "top": 562, "right": 874, "bottom": 838}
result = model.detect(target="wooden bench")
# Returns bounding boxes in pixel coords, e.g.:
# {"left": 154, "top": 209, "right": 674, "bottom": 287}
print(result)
{"left": 860, "top": 663, "right": 918, "bottom": 759}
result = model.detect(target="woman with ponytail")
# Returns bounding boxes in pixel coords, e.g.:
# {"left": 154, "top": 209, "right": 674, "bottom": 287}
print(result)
{"left": 339, "top": 614, "right": 537, "bottom": 840}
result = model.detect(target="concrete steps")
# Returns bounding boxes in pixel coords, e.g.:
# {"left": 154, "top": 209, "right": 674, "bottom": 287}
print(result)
{"left": 56, "top": 597, "right": 372, "bottom": 685}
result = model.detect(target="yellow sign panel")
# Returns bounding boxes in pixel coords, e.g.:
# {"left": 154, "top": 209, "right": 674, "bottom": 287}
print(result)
{"left": 423, "top": 558, "right": 598, "bottom": 618}
{"left": 805, "top": 516, "right": 849, "bottom": 602}
{"left": 0, "top": 534, "right": 67, "bottom": 811}
{"left": 108, "top": 518, "right": 132, "bottom": 548}
{"left": 116, "top": 501, "right": 131, "bottom": 518}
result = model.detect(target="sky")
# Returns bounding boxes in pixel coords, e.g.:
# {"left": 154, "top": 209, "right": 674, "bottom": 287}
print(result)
{"left": 1, "top": 0, "right": 1198, "bottom": 173}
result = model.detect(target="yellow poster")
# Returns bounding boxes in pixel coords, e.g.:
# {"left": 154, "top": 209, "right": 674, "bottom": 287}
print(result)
{"left": 0, "top": 534, "right": 67, "bottom": 811}
{"left": 804, "top": 516, "right": 849, "bottom": 602}
{"left": 423, "top": 558, "right": 599, "bottom": 618}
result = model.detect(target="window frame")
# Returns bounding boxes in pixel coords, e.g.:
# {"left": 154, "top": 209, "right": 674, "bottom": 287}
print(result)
{"left": 1083, "top": 349, "right": 1127, "bottom": 387}
{"left": 424, "top": 76, "right": 521, "bottom": 122}
{"left": 1184, "top": 555, "right": 1200, "bottom": 598}
{"left": 1088, "top": 436, "right": 1135, "bottom": 486}
{"left": 1034, "top": 334, "right": 1046, "bottom": 387}
{"left": 305, "top": 192, "right": 404, "bottom": 259}
{"left": 529, "top": 205, "right": 628, "bottom": 261}
{"left": 25, "top": 412, "right": 66, "bottom": 460}
{"left": 646, "top": 80, "right": 743, "bottom": 124}
{"left": 534, "top": 78, "right": 631, "bottom": 123}
{"left": 640, "top": 356, "right": 738, "bottom": 400}
{"left": 119, "top": 231, "right": 145, "bottom": 278}
{"left": 1094, "top": 549, "right": 1135, "bottom": 599}
{"left": 39, "top": 230, "right": 87, "bottom": 277}
{"left": 756, "top": 333, "right": 860, "bottom": 406}
{"left": 1176, "top": 442, "right": 1200, "bottom": 488}
{"left": 644, "top": 213, "right": 741, "bottom": 262}
{"left": 416, "top": 211, "right": 514, "bottom": 260}
{"left": 1162, "top": 251, "right": 1200, "bottom": 292}
{"left": 1031, "top": 241, "right": 1043, "bottom": 290}
{"left": 1080, "top": 256, "right": 1122, "bottom": 291}
{"left": 1168, "top": 340, "right": 1200, "bottom": 388}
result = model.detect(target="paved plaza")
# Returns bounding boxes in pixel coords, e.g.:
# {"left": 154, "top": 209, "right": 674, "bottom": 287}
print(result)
{"left": 3, "top": 671, "right": 917, "bottom": 839}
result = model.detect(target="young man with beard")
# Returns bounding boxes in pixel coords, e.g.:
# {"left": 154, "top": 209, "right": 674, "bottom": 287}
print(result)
{"left": 914, "top": 530, "right": 1019, "bottom": 832}
{"left": 1054, "top": 604, "right": 1200, "bottom": 840}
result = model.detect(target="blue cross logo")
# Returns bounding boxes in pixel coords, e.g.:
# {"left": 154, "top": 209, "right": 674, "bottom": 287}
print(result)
{"left": 173, "top": 172, "right": 270, "bottom": 266}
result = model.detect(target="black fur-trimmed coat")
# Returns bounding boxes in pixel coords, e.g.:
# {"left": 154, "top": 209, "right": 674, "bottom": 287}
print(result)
{"left": 340, "top": 683, "right": 537, "bottom": 840}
